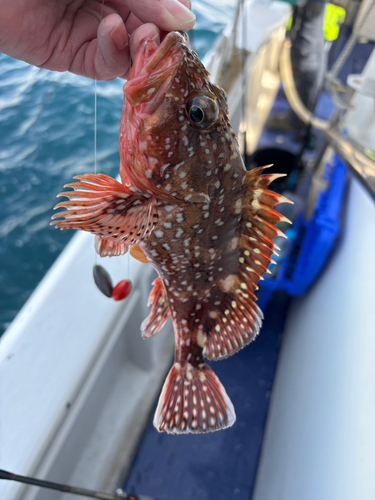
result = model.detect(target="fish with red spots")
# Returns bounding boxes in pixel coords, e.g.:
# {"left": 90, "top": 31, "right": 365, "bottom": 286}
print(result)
{"left": 51, "top": 31, "right": 291, "bottom": 434}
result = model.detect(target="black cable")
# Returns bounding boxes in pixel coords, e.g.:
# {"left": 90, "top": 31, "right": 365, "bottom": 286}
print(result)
{"left": 0, "top": 469, "right": 156, "bottom": 500}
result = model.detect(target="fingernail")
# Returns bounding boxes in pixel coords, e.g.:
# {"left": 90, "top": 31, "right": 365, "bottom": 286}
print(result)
{"left": 179, "top": 0, "right": 192, "bottom": 9}
{"left": 110, "top": 25, "right": 129, "bottom": 51}
{"left": 163, "top": 0, "right": 196, "bottom": 25}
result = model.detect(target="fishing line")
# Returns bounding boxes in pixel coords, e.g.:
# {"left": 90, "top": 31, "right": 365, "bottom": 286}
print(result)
{"left": 92, "top": 0, "right": 133, "bottom": 302}
{"left": 236, "top": 0, "right": 247, "bottom": 163}
{"left": 93, "top": 0, "right": 105, "bottom": 263}
{"left": 94, "top": 0, "right": 105, "bottom": 176}
{"left": 94, "top": 79, "right": 97, "bottom": 176}
{"left": 94, "top": 77, "right": 98, "bottom": 265}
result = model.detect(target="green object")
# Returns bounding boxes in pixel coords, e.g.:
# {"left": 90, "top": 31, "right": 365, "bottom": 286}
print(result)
{"left": 365, "top": 148, "right": 375, "bottom": 161}
{"left": 283, "top": 1, "right": 346, "bottom": 40}
{"left": 279, "top": 0, "right": 299, "bottom": 6}
{"left": 286, "top": 14, "right": 293, "bottom": 31}
{"left": 324, "top": 3, "right": 346, "bottom": 41}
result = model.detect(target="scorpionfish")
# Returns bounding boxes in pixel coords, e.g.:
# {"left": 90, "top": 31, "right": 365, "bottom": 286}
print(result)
{"left": 52, "top": 31, "right": 290, "bottom": 434}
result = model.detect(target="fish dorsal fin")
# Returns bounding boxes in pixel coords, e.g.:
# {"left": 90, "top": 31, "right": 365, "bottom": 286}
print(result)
{"left": 51, "top": 174, "right": 158, "bottom": 252}
{"left": 141, "top": 277, "right": 171, "bottom": 339}
{"left": 203, "top": 167, "right": 292, "bottom": 361}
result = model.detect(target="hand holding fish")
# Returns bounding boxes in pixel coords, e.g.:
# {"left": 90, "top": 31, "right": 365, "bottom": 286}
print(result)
{"left": 0, "top": 0, "right": 195, "bottom": 80}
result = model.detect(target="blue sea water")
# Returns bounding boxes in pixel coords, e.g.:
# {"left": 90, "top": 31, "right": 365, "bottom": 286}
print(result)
{"left": 0, "top": 1, "right": 236, "bottom": 335}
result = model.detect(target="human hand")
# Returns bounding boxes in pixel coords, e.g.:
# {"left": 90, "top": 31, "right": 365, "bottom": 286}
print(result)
{"left": 0, "top": 0, "right": 195, "bottom": 80}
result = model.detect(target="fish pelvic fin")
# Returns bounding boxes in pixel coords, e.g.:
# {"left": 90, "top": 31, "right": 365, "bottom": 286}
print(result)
{"left": 153, "top": 361, "right": 236, "bottom": 434}
{"left": 204, "top": 167, "right": 291, "bottom": 361}
{"left": 141, "top": 277, "right": 171, "bottom": 339}
{"left": 51, "top": 174, "right": 158, "bottom": 251}
{"left": 95, "top": 236, "right": 129, "bottom": 257}
{"left": 130, "top": 244, "right": 149, "bottom": 263}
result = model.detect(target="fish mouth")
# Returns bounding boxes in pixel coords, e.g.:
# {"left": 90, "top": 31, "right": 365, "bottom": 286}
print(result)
{"left": 124, "top": 31, "right": 188, "bottom": 109}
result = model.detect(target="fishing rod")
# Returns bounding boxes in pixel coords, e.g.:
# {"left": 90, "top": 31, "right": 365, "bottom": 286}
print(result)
{"left": 0, "top": 469, "right": 156, "bottom": 500}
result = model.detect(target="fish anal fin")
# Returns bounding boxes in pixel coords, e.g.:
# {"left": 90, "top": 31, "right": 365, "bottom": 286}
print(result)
{"left": 141, "top": 277, "right": 170, "bottom": 339}
{"left": 95, "top": 236, "right": 129, "bottom": 257}
{"left": 51, "top": 174, "right": 158, "bottom": 248}
{"left": 203, "top": 288, "right": 264, "bottom": 361}
{"left": 153, "top": 362, "right": 236, "bottom": 433}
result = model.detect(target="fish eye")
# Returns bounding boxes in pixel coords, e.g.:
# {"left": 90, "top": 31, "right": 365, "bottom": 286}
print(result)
{"left": 190, "top": 105, "right": 204, "bottom": 124}
{"left": 185, "top": 94, "right": 219, "bottom": 130}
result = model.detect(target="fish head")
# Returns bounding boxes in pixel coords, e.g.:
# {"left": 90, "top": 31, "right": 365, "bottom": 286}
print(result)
{"left": 120, "top": 31, "right": 236, "bottom": 200}
{"left": 124, "top": 31, "right": 189, "bottom": 112}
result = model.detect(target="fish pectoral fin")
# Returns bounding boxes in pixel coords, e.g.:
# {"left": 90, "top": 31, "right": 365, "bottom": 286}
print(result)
{"left": 153, "top": 361, "right": 236, "bottom": 433}
{"left": 51, "top": 174, "right": 158, "bottom": 251}
{"left": 141, "top": 277, "right": 170, "bottom": 338}
{"left": 204, "top": 166, "right": 292, "bottom": 361}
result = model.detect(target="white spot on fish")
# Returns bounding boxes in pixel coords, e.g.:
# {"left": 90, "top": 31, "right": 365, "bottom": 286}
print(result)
{"left": 197, "top": 330, "right": 207, "bottom": 347}
{"left": 175, "top": 161, "right": 185, "bottom": 171}
{"left": 176, "top": 228, "right": 184, "bottom": 238}
{"left": 145, "top": 169, "right": 152, "bottom": 178}
{"left": 155, "top": 230, "right": 164, "bottom": 238}
{"left": 235, "top": 199, "right": 242, "bottom": 214}
{"left": 160, "top": 163, "right": 170, "bottom": 175}
{"left": 221, "top": 274, "right": 237, "bottom": 293}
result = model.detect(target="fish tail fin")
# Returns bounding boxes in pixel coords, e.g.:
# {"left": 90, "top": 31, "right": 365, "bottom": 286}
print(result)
{"left": 153, "top": 361, "right": 236, "bottom": 434}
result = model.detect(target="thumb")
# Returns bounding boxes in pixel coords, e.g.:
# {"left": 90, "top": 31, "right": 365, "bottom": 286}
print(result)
{"left": 123, "top": 0, "right": 196, "bottom": 32}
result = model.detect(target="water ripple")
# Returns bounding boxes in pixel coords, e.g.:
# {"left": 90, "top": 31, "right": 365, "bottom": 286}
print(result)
{"left": 0, "top": 0, "right": 237, "bottom": 335}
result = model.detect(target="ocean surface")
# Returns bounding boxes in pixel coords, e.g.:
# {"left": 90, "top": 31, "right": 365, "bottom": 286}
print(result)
{"left": 0, "top": 1, "right": 237, "bottom": 336}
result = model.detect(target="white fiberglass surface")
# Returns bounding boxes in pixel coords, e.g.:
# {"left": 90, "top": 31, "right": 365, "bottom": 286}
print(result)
{"left": 253, "top": 176, "right": 375, "bottom": 500}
